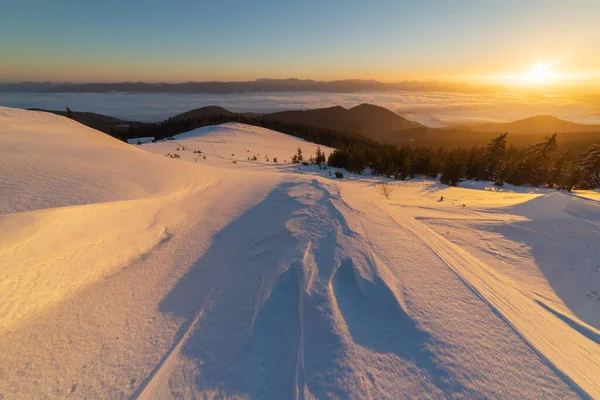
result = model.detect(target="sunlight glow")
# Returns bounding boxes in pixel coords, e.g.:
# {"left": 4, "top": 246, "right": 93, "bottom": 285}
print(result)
{"left": 520, "top": 62, "right": 561, "bottom": 84}
{"left": 479, "top": 60, "right": 585, "bottom": 88}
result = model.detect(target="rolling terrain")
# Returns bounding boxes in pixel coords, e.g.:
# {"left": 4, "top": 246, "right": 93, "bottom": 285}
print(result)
{"left": 0, "top": 107, "right": 599, "bottom": 398}
{"left": 32, "top": 104, "right": 600, "bottom": 151}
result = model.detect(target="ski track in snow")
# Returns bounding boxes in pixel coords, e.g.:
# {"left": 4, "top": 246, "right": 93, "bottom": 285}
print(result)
{"left": 0, "top": 108, "right": 598, "bottom": 399}
{"left": 383, "top": 203, "right": 599, "bottom": 398}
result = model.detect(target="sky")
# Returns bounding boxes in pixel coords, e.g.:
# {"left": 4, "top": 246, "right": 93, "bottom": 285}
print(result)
{"left": 1, "top": 0, "right": 600, "bottom": 87}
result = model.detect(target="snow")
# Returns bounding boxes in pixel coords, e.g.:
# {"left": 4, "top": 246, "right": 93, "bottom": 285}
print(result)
{"left": 0, "top": 107, "right": 598, "bottom": 399}
{"left": 145, "top": 122, "right": 334, "bottom": 171}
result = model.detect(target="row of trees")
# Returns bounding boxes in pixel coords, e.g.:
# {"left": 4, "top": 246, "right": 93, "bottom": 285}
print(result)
{"left": 326, "top": 132, "right": 600, "bottom": 190}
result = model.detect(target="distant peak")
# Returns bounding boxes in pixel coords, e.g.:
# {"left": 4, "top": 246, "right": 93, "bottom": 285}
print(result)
{"left": 522, "top": 115, "right": 565, "bottom": 122}
{"left": 350, "top": 103, "right": 384, "bottom": 110}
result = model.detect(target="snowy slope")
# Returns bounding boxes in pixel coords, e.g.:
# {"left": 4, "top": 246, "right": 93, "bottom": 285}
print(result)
{"left": 0, "top": 107, "right": 598, "bottom": 399}
{"left": 142, "top": 122, "right": 334, "bottom": 170}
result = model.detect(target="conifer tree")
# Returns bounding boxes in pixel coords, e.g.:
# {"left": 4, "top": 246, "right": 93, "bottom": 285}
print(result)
{"left": 484, "top": 132, "right": 508, "bottom": 181}
{"left": 579, "top": 142, "right": 600, "bottom": 189}
{"left": 527, "top": 133, "right": 558, "bottom": 186}
{"left": 440, "top": 152, "right": 465, "bottom": 186}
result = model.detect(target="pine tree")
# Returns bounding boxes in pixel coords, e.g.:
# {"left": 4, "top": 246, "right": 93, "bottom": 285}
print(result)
{"left": 528, "top": 133, "right": 558, "bottom": 186}
{"left": 547, "top": 152, "right": 569, "bottom": 188}
{"left": 484, "top": 132, "right": 508, "bottom": 181}
{"left": 296, "top": 147, "right": 304, "bottom": 162}
{"left": 398, "top": 155, "right": 413, "bottom": 180}
{"left": 347, "top": 147, "right": 367, "bottom": 174}
{"left": 579, "top": 142, "right": 600, "bottom": 189}
{"left": 328, "top": 149, "right": 350, "bottom": 169}
{"left": 465, "top": 146, "right": 484, "bottom": 180}
{"left": 440, "top": 152, "right": 465, "bottom": 186}
{"left": 558, "top": 160, "right": 580, "bottom": 192}
{"left": 315, "top": 146, "right": 326, "bottom": 165}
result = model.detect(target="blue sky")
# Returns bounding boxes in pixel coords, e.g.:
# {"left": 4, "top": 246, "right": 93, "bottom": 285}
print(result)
{"left": 1, "top": 0, "right": 599, "bottom": 83}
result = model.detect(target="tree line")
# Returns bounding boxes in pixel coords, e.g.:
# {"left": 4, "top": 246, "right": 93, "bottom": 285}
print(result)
{"left": 326, "top": 132, "right": 600, "bottom": 190}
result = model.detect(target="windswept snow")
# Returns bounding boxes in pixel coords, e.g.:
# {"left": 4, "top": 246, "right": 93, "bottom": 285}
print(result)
{"left": 0, "top": 107, "right": 598, "bottom": 399}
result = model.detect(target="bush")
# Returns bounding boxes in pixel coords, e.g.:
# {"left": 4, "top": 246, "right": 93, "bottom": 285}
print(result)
{"left": 335, "top": 171, "right": 344, "bottom": 179}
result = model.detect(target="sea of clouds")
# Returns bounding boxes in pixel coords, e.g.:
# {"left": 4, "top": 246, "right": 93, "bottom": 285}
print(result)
{"left": 2, "top": 91, "right": 600, "bottom": 126}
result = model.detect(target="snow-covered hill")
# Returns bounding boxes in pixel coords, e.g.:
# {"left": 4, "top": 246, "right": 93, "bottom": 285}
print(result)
{"left": 0, "top": 107, "right": 598, "bottom": 399}
{"left": 144, "top": 122, "right": 334, "bottom": 170}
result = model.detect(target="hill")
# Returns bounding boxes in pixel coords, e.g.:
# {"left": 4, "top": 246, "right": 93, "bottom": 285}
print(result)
{"left": 463, "top": 115, "right": 600, "bottom": 134}
{"left": 263, "top": 103, "right": 424, "bottom": 141}
{"left": 169, "top": 106, "right": 235, "bottom": 121}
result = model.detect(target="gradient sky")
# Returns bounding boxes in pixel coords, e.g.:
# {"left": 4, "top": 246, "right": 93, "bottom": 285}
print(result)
{"left": 1, "top": 0, "right": 599, "bottom": 85}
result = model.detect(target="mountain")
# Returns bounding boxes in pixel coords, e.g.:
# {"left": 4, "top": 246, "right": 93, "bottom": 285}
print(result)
{"left": 0, "top": 79, "right": 497, "bottom": 94}
{"left": 169, "top": 106, "right": 235, "bottom": 121}
{"left": 0, "top": 82, "right": 60, "bottom": 92}
{"left": 27, "top": 105, "right": 600, "bottom": 152}
{"left": 263, "top": 103, "right": 424, "bottom": 142}
{"left": 463, "top": 115, "right": 600, "bottom": 134}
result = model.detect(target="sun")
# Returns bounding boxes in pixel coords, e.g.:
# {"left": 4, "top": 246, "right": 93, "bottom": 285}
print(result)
{"left": 521, "top": 62, "right": 558, "bottom": 83}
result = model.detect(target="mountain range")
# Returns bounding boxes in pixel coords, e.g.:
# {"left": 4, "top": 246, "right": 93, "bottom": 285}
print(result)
{"left": 2, "top": 79, "right": 496, "bottom": 94}
{"left": 30, "top": 104, "right": 600, "bottom": 152}
{"left": 460, "top": 115, "right": 600, "bottom": 134}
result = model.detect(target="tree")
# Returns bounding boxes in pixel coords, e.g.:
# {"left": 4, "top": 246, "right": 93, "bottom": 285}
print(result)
{"left": 579, "top": 142, "right": 600, "bottom": 189}
{"left": 465, "top": 146, "right": 484, "bottom": 180}
{"left": 328, "top": 149, "right": 350, "bottom": 169}
{"left": 379, "top": 183, "right": 395, "bottom": 199}
{"left": 484, "top": 132, "right": 508, "bottom": 181}
{"left": 398, "top": 155, "right": 413, "bottom": 180}
{"left": 440, "top": 152, "right": 465, "bottom": 186}
{"left": 557, "top": 160, "right": 580, "bottom": 192}
{"left": 347, "top": 149, "right": 367, "bottom": 174}
{"left": 527, "top": 133, "right": 558, "bottom": 186}
{"left": 291, "top": 147, "right": 304, "bottom": 163}
{"left": 66, "top": 106, "right": 75, "bottom": 120}
{"left": 547, "top": 152, "right": 569, "bottom": 188}
{"left": 315, "top": 146, "right": 326, "bottom": 165}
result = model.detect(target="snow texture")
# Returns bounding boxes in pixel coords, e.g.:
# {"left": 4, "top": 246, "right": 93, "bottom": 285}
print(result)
{"left": 0, "top": 106, "right": 598, "bottom": 399}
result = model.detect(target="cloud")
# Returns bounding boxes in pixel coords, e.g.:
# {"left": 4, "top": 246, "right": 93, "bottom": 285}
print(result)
{"left": 2, "top": 91, "right": 600, "bottom": 126}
